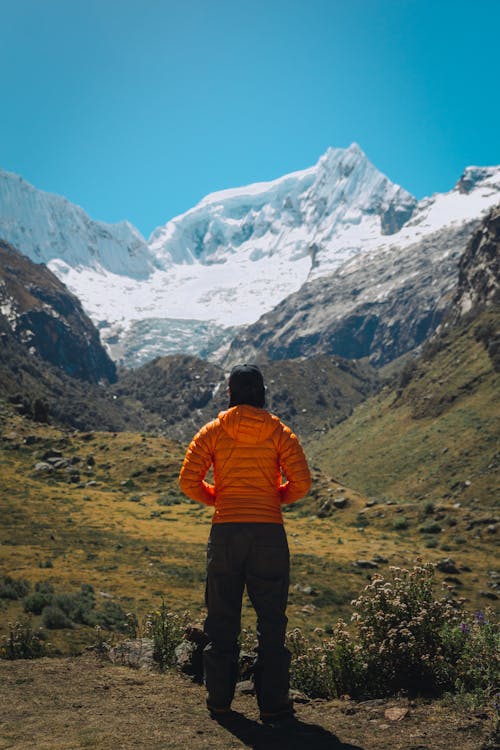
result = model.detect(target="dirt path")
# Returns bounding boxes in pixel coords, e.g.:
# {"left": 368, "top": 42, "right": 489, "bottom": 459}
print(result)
{"left": 0, "top": 655, "right": 495, "bottom": 750}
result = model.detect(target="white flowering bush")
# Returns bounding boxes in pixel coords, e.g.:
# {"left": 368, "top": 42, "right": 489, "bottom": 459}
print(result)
{"left": 141, "top": 565, "right": 498, "bottom": 704}
{"left": 350, "top": 562, "right": 462, "bottom": 695}
{"left": 144, "top": 602, "right": 189, "bottom": 670}
{"left": 287, "top": 622, "right": 366, "bottom": 698}
{"left": 287, "top": 562, "right": 499, "bottom": 701}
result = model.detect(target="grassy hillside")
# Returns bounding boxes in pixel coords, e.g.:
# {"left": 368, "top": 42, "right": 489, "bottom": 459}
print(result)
{"left": 1, "top": 390, "right": 498, "bottom": 656}
{"left": 308, "top": 310, "right": 499, "bottom": 507}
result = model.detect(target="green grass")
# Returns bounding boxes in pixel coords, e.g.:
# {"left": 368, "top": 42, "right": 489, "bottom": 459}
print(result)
{"left": 308, "top": 312, "right": 499, "bottom": 507}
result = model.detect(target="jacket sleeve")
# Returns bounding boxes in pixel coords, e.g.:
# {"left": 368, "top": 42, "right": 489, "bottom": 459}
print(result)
{"left": 275, "top": 423, "right": 312, "bottom": 504}
{"left": 178, "top": 422, "right": 216, "bottom": 506}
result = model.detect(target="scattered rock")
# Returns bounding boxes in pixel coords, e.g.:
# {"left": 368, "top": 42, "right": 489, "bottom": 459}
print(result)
{"left": 293, "top": 584, "right": 318, "bottom": 596}
{"left": 301, "top": 604, "right": 316, "bottom": 614}
{"left": 48, "top": 458, "right": 70, "bottom": 469}
{"left": 479, "top": 590, "right": 498, "bottom": 600}
{"left": 333, "top": 497, "right": 348, "bottom": 509}
{"left": 354, "top": 560, "right": 379, "bottom": 569}
{"left": 366, "top": 499, "right": 377, "bottom": 507}
{"left": 109, "top": 638, "right": 155, "bottom": 670}
{"left": 41, "top": 449, "right": 63, "bottom": 460}
{"left": 235, "top": 680, "right": 254, "bottom": 695}
{"left": 372, "top": 555, "right": 389, "bottom": 564}
{"left": 33, "top": 462, "right": 53, "bottom": 473}
{"left": 318, "top": 500, "right": 332, "bottom": 518}
{"left": 384, "top": 707, "right": 409, "bottom": 721}
{"left": 289, "top": 689, "right": 310, "bottom": 704}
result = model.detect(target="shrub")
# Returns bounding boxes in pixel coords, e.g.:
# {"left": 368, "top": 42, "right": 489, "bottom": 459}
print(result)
{"left": 42, "top": 605, "right": 73, "bottom": 629}
{"left": 23, "top": 582, "right": 55, "bottom": 615}
{"left": 284, "top": 563, "right": 498, "bottom": 702}
{"left": 392, "top": 517, "right": 409, "bottom": 531}
{"left": 0, "top": 619, "right": 47, "bottom": 659}
{"left": 442, "top": 610, "right": 499, "bottom": 701}
{"left": 144, "top": 602, "right": 189, "bottom": 670}
{"left": 350, "top": 563, "right": 461, "bottom": 696}
{"left": 287, "top": 623, "right": 365, "bottom": 699}
{"left": 94, "top": 600, "right": 131, "bottom": 633}
{"left": 419, "top": 523, "right": 442, "bottom": 534}
{"left": 157, "top": 494, "right": 184, "bottom": 507}
{"left": 425, "top": 538, "right": 439, "bottom": 548}
{"left": 0, "top": 576, "right": 30, "bottom": 600}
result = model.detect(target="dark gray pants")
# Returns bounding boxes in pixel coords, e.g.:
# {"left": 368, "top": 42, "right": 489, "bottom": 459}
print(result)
{"left": 203, "top": 522, "right": 292, "bottom": 717}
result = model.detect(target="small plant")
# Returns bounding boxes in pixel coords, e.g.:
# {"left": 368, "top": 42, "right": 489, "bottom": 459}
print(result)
{"left": 42, "top": 605, "right": 73, "bottom": 629}
{"left": 350, "top": 562, "right": 461, "bottom": 695}
{"left": 156, "top": 494, "right": 184, "bottom": 507}
{"left": 94, "top": 600, "right": 132, "bottom": 633}
{"left": 0, "top": 618, "right": 47, "bottom": 659}
{"left": 392, "top": 516, "right": 409, "bottom": 531}
{"left": 0, "top": 575, "right": 30, "bottom": 600}
{"left": 442, "top": 610, "right": 500, "bottom": 703}
{"left": 419, "top": 522, "right": 442, "bottom": 534}
{"left": 287, "top": 623, "right": 365, "bottom": 699}
{"left": 144, "top": 602, "right": 189, "bottom": 670}
{"left": 425, "top": 538, "right": 439, "bottom": 548}
{"left": 283, "top": 563, "right": 499, "bottom": 703}
{"left": 23, "top": 582, "right": 55, "bottom": 615}
{"left": 38, "top": 559, "right": 54, "bottom": 569}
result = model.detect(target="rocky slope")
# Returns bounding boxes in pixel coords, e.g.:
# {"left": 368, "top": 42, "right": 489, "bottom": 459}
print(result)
{"left": 2, "top": 149, "right": 498, "bottom": 366}
{"left": 308, "top": 208, "right": 500, "bottom": 503}
{"left": 451, "top": 204, "right": 500, "bottom": 319}
{"left": 0, "top": 240, "right": 116, "bottom": 383}
{"left": 112, "top": 353, "right": 378, "bottom": 442}
{"left": 224, "top": 220, "right": 476, "bottom": 367}
{"left": 0, "top": 169, "right": 152, "bottom": 276}
{"left": 0, "top": 239, "right": 165, "bottom": 431}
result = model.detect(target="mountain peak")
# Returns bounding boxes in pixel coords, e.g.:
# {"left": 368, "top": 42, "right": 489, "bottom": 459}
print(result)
{"left": 455, "top": 164, "right": 500, "bottom": 195}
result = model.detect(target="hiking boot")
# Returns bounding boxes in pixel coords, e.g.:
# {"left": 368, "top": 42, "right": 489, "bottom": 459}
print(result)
{"left": 207, "top": 701, "right": 232, "bottom": 719}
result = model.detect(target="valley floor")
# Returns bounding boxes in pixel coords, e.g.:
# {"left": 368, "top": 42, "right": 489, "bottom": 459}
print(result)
{"left": 0, "top": 654, "right": 496, "bottom": 750}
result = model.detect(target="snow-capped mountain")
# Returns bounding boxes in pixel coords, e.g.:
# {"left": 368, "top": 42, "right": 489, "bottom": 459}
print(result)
{"left": 0, "top": 146, "right": 499, "bottom": 367}
{"left": 0, "top": 169, "right": 153, "bottom": 278}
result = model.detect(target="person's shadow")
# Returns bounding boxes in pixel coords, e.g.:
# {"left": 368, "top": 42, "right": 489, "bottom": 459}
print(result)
{"left": 212, "top": 710, "right": 364, "bottom": 749}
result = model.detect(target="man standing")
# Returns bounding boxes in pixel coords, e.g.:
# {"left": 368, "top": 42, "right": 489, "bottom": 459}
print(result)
{"left": 179, "top": 364, "right": 311, "bottom": 723}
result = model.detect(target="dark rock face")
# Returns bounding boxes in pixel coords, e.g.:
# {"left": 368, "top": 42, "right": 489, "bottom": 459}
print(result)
{"left": 452, "top": 204, "right": 500, "bottom": 317}
{"left": 380, "top": 198, "right": 416, "bottom": 235}
{"left": 448, "top": 204, "right": 500, "bottom": 370}
{"left": 225, "top": 222, "right": 476, "bottom": 368}
{"left": 112, "top": 352, "right": 378, "bottom": 442}
{"left": 0, "top": 239, "right": 116, "bottom": 383}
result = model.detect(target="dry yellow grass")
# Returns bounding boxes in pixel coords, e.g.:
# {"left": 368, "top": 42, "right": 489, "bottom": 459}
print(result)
{"left": 1, "top": 402, "right": 497, "bottom": 655}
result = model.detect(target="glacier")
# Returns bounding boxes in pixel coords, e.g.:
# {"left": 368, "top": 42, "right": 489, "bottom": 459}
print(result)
{"left": 1, "top": 145, "right": 499, "bottom": 367}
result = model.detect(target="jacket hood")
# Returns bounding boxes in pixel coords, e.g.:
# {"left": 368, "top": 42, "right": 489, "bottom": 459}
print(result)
{"left": 218, "top": 405, "right": 280, "bottom": 444}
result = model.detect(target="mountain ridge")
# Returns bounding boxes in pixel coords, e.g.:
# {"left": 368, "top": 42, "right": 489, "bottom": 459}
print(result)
{"left": 1, "top": 148, "right": 499, "bottom": 367}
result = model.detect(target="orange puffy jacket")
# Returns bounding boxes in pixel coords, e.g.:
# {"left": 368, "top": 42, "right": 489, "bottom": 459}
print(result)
{"left": 179, "top": 405, "right": 312, "bottom": 524}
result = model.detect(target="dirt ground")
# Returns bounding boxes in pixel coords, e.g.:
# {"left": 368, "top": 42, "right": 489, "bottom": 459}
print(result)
{"left": 0, "top": 654, "right": 496, "bottom": 750}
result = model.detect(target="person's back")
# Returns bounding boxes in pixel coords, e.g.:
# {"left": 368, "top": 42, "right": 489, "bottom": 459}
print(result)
{"left": 179, "top": 403, "right": 311, "bottom": 523}
{"left": 179, "top": 364, "right": 311, "bottom": 722}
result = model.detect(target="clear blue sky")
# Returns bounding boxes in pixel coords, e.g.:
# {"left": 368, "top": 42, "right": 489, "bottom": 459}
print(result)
{"left": 1, "top": 0, "right": 499, "bottom": 238}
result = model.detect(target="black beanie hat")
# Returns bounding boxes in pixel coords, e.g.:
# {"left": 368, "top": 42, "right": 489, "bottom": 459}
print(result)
{"left": 228, "top": 364, "right": 265, "bottom": 408}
